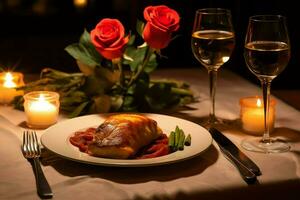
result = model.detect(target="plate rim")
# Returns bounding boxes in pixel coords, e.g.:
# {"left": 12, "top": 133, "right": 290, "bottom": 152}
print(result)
{"left": 41, "top": 113, "right": 212, "bottom": 167}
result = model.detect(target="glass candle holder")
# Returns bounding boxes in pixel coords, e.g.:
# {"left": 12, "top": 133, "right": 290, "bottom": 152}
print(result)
{"left": 24, "top": 91, "right": 60, "bottom": 129}
{"left": 0, "top": 72, "right": 25, "bottom": 104}
{"left": 240, "top": 96, "right": 276, "bottom": 135}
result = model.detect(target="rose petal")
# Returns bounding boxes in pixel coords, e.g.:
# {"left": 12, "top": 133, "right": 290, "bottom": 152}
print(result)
{"left": 91, "top": 18, "right": 128, "bottom": 59}
{"left": 143, "top": 22, "right": 171, "bottom": 49}
{"left": 142, "top": 5, "right": 180, "bottom": 49}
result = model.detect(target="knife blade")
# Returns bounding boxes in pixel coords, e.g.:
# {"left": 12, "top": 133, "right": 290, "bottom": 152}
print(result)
{"left": 209, "top": 127, "right": 261, "bottom": 176}
{"left": 219, "top": 145, "right": 257, "bottom": 184}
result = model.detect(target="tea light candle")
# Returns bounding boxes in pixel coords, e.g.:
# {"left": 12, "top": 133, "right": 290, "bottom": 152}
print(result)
{"left": 240, "top": 96, "right": 276, "bottom": 135}
{"left": 24, "top": 91, "right": 60, "bottom": 129}
{"left": 0, "top": 72, "right": 24, "bottom": 104}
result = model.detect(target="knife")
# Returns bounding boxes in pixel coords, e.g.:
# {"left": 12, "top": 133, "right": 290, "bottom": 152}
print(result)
{"left": 209, "top": 127, "right": 261, "bottom": 176}
{"left": 219, "top": 145, "right": 257, "bottom": 184}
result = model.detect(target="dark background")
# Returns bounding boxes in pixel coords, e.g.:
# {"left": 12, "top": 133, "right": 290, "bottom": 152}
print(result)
{"left": 0, "top": 0, "right": 299, "bottom": 89}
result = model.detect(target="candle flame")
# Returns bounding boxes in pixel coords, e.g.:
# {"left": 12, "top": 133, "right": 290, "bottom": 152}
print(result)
{"left": 222, "top": 56, "right": 230, "bottom": 63}
{"left": 30, "top": 94, "right": 56, "bottom": 112}
{"left": 73, "top": 0, "right": 87, "bottom": 8}
{"left": 256, "top": 99, "right": 262, "bottom": 107}
{"left": 38, "top": 94, "right": 46, "bottom": 101}
{"left": 3, "top": 72, "right": 17, "bottom": 88}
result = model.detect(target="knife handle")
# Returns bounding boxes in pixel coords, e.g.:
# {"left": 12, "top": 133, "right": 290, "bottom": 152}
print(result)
{"left": 220, "top": 147, "right": 257, "bottom": 184}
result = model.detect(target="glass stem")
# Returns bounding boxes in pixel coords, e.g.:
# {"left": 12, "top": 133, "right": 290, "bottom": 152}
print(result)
{"left": 208, "top": 69, "right": 218, "bottom": 125}
{"left": 261, "top": 79, "right": 272, "bottom": 143}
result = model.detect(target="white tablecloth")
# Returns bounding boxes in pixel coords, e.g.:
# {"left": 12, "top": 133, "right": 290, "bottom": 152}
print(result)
{"left": 1, "top": 68, "right": 300, "bottom": 200}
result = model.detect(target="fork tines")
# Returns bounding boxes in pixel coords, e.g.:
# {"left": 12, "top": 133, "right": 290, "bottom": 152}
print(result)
{"left": 22, "top": 130, "right": 41, "bottom": 159}
{"left": 22, "top": 130, "right": 53, "bottom": 198}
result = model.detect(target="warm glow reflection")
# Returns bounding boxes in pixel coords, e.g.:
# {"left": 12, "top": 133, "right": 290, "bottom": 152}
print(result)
{"left": 3, "top": 72, "right": 17, "bottom": 88}
{"left": 30, "top": 94, "right": 56, "bottom": 112}
{"left": 74, "top": 0, "right": 88, "bottom": 8}
{"left": 256, "top": 99, "right": 262, "bottom": 107}
{"left": 39, "top": 94, "right": 46, "bottom": 101}
{"left": 222, "top": 56, "right": 230, "bottom": 63}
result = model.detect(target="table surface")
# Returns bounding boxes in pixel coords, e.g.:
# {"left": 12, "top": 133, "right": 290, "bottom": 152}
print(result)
{"left": 1, "top": 68, "right": 300, "bottom": 200}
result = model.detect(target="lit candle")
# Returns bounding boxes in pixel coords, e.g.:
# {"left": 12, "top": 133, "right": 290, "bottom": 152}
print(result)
{"left": 73, "top": 0, "right": 88, "bottom": 8}
{"left": 24, "top": 91, "right": 60, "bottom": 129}
{"left": 0, "top": 72, "right": 24, "bottom": 104}
{"left": 240, "top": 96, "right": 276, "bottom": 135}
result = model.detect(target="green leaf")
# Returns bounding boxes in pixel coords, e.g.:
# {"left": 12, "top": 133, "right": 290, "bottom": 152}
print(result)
{"left": 41, "top": 68, "right": 71, "bottom": 79}
{"left": 122, "top": 96, "right": 138, "bottom": 112}
{"left": 110, "top": 95, "right": 123, "bottom": 111}
{"left": 127, "top": 72, "right": 149, "bottom": 96}
{"left": 12, "top": 95, "right": 24, "bottom": 111}
{"left": 89, "top": 95, "right": 111, "bottom": 113}
{"left": 93, "top": 67, "right": 120, "bottom": 90}
{"left": 123, "top": 46, "right": 143, "bottom": 71}
{"left": 65, "top": 30, "right": 102, "bottom": 70}
{"left": 60, "top": 97, "right": 84, "bottom": 106}
{"left": 121, "top": 73, "right": 149, "bottom": 111}
{"left": 76, "top": 60, "right": 95, "bottom": 75}
{"left": 136, "top": 20, "right": 145, "bottom": 37}
{"left": 68, "top": 101, "right": 89, "bottom": 118}
{"left": 123, "top": 46, "right": 157, "bottom": 73}
{"left": 79, "top": 30, "right": 103, "bottom": 64}
{"left": 144, "top": 52, "right": 158, "bottom": 73}
{"left": 146, "top": 83, "right": 180, "bottom": 111}
{"left": 127, "top": 34, "right": 136, "bottom": 46}
{"left": 65, "top": 43, "right": 99, "bottom": 67}
{"left": 79, "top": 29, "right": 91, "bottom": 45}
{"left": 82, "top": 75, "right": 107, "bottom": 96}
{"left": 68, "top": 90, "right": 87, "bottom": 98}
{"left": 82, "top": 68, "right": 120, "bottom": 96}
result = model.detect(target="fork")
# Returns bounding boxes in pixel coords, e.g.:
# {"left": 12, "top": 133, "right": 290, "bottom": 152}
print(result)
{"left": 22, "top": 130, "right": 53, "bottom": 199}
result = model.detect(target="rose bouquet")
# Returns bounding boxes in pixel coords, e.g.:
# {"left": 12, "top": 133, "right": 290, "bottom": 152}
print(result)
{"left": 13, "top": 5, "right": 194, "bottom": 117}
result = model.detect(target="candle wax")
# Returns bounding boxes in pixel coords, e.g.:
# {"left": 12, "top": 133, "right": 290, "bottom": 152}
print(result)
{"left": 240, "top": 98, "right": 275, "bottom": 134}
{"left": 26, "top": 96, "right": 58, "bottom": 127}
{"left": 0, "top": 72, "right": 24, "bottom": 104}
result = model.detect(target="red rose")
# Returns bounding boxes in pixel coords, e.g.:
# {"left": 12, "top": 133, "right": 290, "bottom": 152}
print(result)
{"left": 143, "top": 5, "right": 180, "bottom": 49}
{"left": 91, "top": 19, "right": 129, "bottom": 60}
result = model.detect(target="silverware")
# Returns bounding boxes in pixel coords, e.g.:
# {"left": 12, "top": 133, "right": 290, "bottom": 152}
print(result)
{"left": 209, "top": 127, "right": 261, "bottom": 184}
{"left": 22, "top": 130, "right": 53, "bottom": 199}
{"left": 219, "top": 145, "right": 257, "bottom": 183}
{"left": 209, "top": 127, "right": 261, "bottom": 175}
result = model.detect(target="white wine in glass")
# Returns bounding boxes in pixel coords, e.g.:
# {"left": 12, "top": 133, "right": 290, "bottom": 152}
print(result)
{"left": 242, "top": 15, "right": 291, "bottom": 153}
{"left": 192, "top": 30, "right": 235, "bottom": 69}
{"left": 191, "top": 8, "right": 235, "bottom": 126}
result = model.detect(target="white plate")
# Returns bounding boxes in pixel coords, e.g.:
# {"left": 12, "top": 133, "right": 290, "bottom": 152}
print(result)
{"left": 41, "top": 113, "right": 212, "bottom": 167}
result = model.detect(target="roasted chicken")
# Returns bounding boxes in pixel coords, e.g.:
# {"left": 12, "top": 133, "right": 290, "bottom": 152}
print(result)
{"left": 88, "top": 114, "right": 163, "bottom": 159}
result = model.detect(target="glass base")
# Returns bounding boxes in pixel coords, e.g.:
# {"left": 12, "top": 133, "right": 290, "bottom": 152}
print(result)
{"left": 241, "top": 137, "right": 290, "bottom": 153}
{"left": 26, "top": 121, "right": 57, "bottom": 129}
{"left": 200, "top": 116, "right": 228, "bottom": 129}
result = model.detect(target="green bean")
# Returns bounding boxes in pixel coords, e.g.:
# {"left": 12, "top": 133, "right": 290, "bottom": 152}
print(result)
{"left": 174, "top": 126, "right": 181, "bottom": 151}
{"left": 178, "top": 129, "right": 185, "bottom": 150}
{"left": 185, "top": 134, "right": 191, "bottom": 146}
{"left": 168, "top": 131, "right": 176, "bottom": 151}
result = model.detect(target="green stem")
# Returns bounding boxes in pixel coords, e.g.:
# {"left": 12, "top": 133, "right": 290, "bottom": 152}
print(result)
{"left": 118, "top": 61, "right": 125, "bottom": 87}
{"left": 113, "top": 58, "right": 125, "bottom": 88}
{"left": 150, "top": 79, "right": 189, "bottom": 88}
{"left": 41, "top": 68, "right": 83, "bottom": 79}
{"left": 128, "top": 46, "right": 153, "bottom": 86}
{"left": 171, "top": 87, "right": 193, "bottom": 96}
{"left": 60, "top": 78, "right": 84, "bottom": 92}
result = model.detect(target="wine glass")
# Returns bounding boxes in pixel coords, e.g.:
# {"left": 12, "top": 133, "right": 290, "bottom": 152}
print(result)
{"left": 191, "top": 8, "right": 235, "bottom": 127}
{"left": 242, "top": 15, "right": 291, "bottom": 153}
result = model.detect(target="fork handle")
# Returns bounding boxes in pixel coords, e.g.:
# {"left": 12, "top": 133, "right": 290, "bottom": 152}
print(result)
{"left": 33, "top": 158, "right": 53, "bottom": 198}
